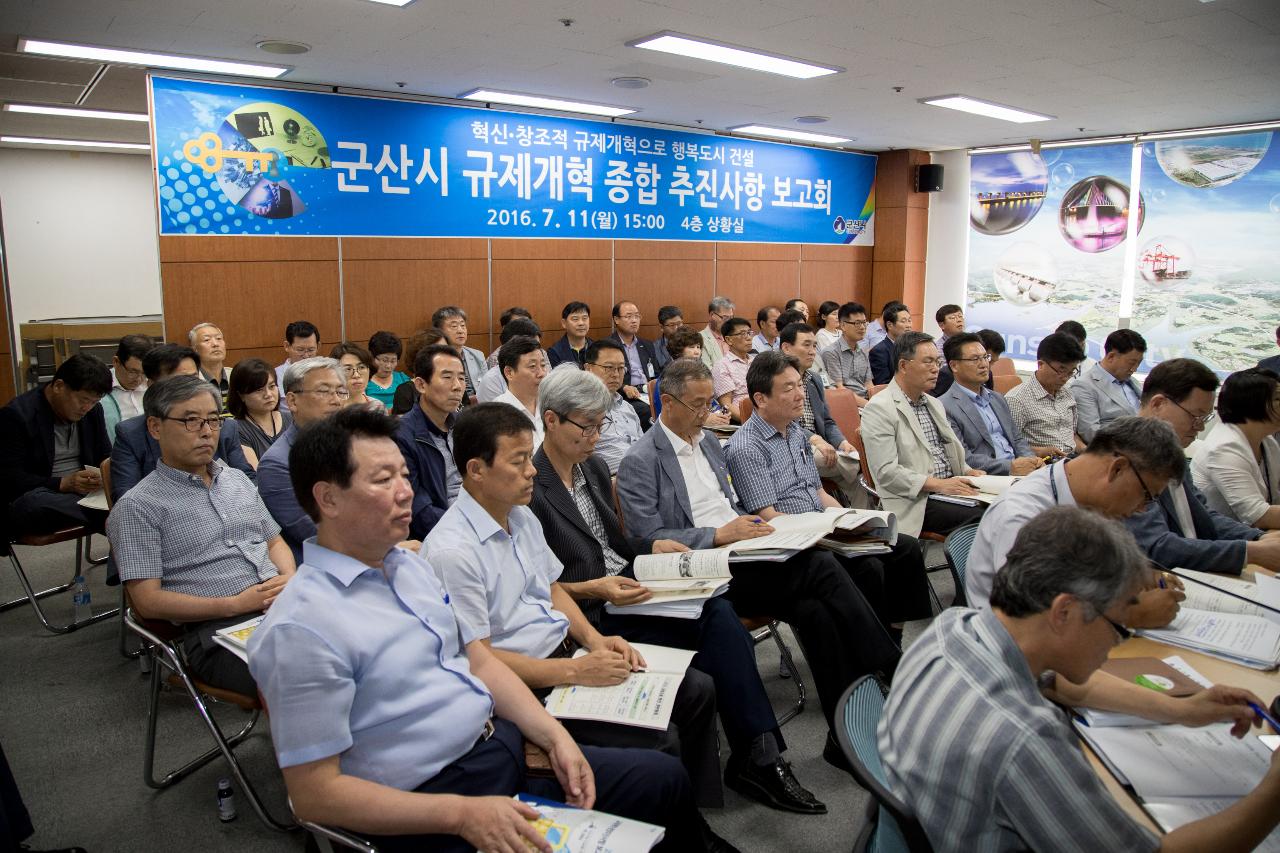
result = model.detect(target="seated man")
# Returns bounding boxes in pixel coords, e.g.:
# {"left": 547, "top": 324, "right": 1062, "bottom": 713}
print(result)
{"left": 868, "top": 301, "right": 911, "bottom": 386}
{"left": 531, "top": 368, "right": 824, "bottom": 814}
{"left": 938, "top": 332, "right": 1043, "bottom": 476}
{"left": 477, "top": 318, "right": 543, "bottom": 403}
{"left": 102, "top": 334, "right": 154, "bottom": 441}
{"left": 423, "top": 404, "right": 723, "bottom": 809}
{"left": 273, "top": 320, "right": 320, "bottom": 411}
{"left": 1126, "top": 359, "right": 1279, "bottom": 573}
{"left": 966, "top": 417, "right": 1186, "bottom": 628}
{"left": 881, "top": 505, "right": 1278, "bottom": 853}
{"left": 1071, "top": 328, "right": 1147, "bottom": 443}
{"left": 1006, "top": 332, "right": 1086, "bottom": 459}
{"left": 547, "top": 301, "right": 593, "bottom": 368}
{"left": 933, "top": 327, "right": 1003, "bottom": 398}
{"left": 933, "top": 303, "right": 964, "bottom": 360}
{"left": 492, "top": 336, "right": 548, "bottom": 450}
{"left": 700, "top": 297, "right": 734, "bottom": 372}
{"left": 258, "top": 357, "right": 348, "bottom": 562}
{"left": 711, "top": 317, "right": 754, "bottom": 413}
{"left": 486, "top": 306, "right": 534, "bottom": 369}
{"left": 582, "top": 340, "right": 645, "bottom": 475}
{"left": 189, "top": 322, "right": 231, "bottom": 410}
{"left": 819, "top": 301, "right": 873, "bottom": 405}
{"left": 0, "top": 354, "right": 112, "bottom": 538}
{"left": 109, "top": 375, "right": 294, "bottom": 694}
{"left": 752, "top": 306, "right": 781, "bottom": 353}
{"left": 432, "top": 305, "right": 487, "bottom": 404}
{"left": 860, "top": 331, "right": 987, "bottom": 538}
{"left": 654, "top": 305, "right": 685, "bottom": 371}
{"left": 619, "top": 358, "right": 900, "bottom": 767}
{"left": 248, "top": 406, "right": 709, "bottom": 853}
{"left": 395, "top": 344, "right": 467, "bottom": 540}
{"left": 111, "top": 345, "right": 254, "bottom": 502}
{"left": 726, "top": 351, "right": 932, "bottom": 637}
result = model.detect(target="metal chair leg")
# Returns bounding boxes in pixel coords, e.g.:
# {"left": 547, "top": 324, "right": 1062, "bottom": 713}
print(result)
{"left": 119, "top": 587, "right": 145, "bottom": 659}
{"left": 3, "top": 538, "right": 118, "bottom": 633}
{"left": 768, "top": 622, "right": 806, "bottom": 725}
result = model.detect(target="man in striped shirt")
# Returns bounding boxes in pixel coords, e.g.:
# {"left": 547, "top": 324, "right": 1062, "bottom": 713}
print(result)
{"left": 879, "top": 506, "right": 1280, "bottom": 852}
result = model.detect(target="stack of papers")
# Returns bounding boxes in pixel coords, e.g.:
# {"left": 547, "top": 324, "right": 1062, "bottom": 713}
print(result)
{"left": 211, "top": 615, "right": 264, "bottom": 663}
{"left": 516, "top": 795, "right": 664, "bottom": 852}
{"left": 544, "top": 644, "right": 694, "bottom": 731}
{"left": 930, "top": 474, "right": 1021, "bottom": 507}
{"left": 1139, "top": 609, "right": 1280, "bottom": 670}
{"left": 608, "top": 551, "right": 731, "bottom": 619}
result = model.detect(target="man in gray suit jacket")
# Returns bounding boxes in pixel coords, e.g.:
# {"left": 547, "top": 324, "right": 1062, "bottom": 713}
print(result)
{"left": 1070, "top": 329, "right": 1146, "bottom": 444}
{"left": 1124, "top": 358, "right": 1280, "bottom": 573}
{"left": 615, "top": 358, "right": 900, "bottom": 769}
{"left": 938, "top": 333, "right": 1043, "bottom": 477}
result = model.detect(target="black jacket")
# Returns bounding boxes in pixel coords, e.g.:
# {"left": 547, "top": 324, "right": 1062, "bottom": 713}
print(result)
{"left": 0, "top": 385, "right": 111, "bottom": 506}
{"left": 607, "top": 333, "right": 661, "bottom": 388}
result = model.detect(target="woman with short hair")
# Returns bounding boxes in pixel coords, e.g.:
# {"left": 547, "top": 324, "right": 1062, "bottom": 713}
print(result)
{"left": 227, "top": 358, "right": 291, "bottom": 469}
{"left": 1192, "top": 367, "right": 1280, "bottom": 529}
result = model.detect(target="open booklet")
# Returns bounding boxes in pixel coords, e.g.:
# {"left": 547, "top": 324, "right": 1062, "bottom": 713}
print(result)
{"left": 1172, "top": 569, "right": 1280, "bottom": 623}
{"left": 210, "top": 615, "right": 265, "bottom": 664}
{"left": 515, "top": 794, "right": 665, "bottom": 852}
{"left": 543, "top": 644, "right": 695, "bottom": 731}
{"left": 1138, "top": 608, "right": 1280, "bottom": 670}
{"left": 724, "top": 507, "right": 898, "bottom": 558}
{"left": 929, "top": 474, "right": 1021, "bottom": 507}
{"left": 605, "top": 551, "right": 734, "bottom": 619}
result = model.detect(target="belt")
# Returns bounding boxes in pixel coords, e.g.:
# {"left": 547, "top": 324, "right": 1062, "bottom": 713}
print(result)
{"left": 547, "top": 636, "right": 579, "bottom": 659}
{"left": 476, "top": 718, "right": 495, "bottom": 745}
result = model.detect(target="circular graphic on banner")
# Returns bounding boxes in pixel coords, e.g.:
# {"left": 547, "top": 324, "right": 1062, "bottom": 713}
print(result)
{"left": 1058, "top": 175, "right": 1144, "bottom": 253}
{"left": 191, "top": 102, "right": 330, "bottom": 219}
{"left": 1050, "top": 162, "right": 1075, "bottom": 189}
{"left": 1155, "top": 132, "right": 1271, "bottom": 189}
{"left": 970, "top": 152, "right": 1048, "bottom": 236}
{"left": 1138, "top": 236, "right": 1196, "bottom": 286}
{"left": 1270, "top": 193, "right": 1280, "bottom": 214}
{"left": 993, "top": 242, "right": 1057, "bottom": 305}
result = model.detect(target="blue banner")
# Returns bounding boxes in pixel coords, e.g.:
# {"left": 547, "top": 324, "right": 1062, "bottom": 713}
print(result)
{"left": 149, "top": 75, "right": 877, "bottom": 244}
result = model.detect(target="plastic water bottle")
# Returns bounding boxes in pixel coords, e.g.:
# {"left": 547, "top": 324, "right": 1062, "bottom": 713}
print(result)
{"left": 71, "top": 575, "right": 91, "bottom": 623}
{"left": 216, "top": 778, "right": 237, "bottom": 822}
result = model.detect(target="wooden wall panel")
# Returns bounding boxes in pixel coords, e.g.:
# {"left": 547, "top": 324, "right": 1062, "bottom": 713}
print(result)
{"left": 491, "top": 258, "right": 612, "bottom": 348}
{"left": 615, "top": 240, "right": 714, "bottom": 261}
{"left": 341, "top": 237, "right": 486, "bottom": 260}
{"left": 614, "top": 258, "right": 715, "bottom": 342}
{"left": 223, "top": 346, "right": 285, "bottom": 369}
{"left": 342, "top": 259, "right": 488, "bottom": 345}
{"left": 716, "top": 242, "right": 799, "bottom": 262}
{"left": 491, "top": 239, "right": 610, "bottom": 260}
{"left": 871, "top": 262, "right": 926, "bottom": 317}
{"left": 800, "top": 261, "right": 871, "bottom": 309}
{"left": 716, "top": 260, "right": 801, "bottom": 321}
{"left": 161, "top": 260, "right": 341, "bottom": 359}
{"left": 159, "top": 235, "right": 337, "bottom": 263}
{"left": 800, "top": 244, "right": 872, "bottom": 263}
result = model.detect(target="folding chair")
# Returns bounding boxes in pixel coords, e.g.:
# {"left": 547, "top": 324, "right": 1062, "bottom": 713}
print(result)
{"left": 2, "top": 517, "right": 115, "bottom": 634}
{"left": 124, "top": 600, "right": 295, "bottom": 832}
{"left": 942, "top": 523, "right": 981, "bottom": 608}
{"left": 294, "top": 803, "right": 379, "bottom": 853}
{"left": 990, "top": 357, "right": 1016, "bottom": 377}
{"left": 835, "top": 677, "right": 934, "bottom": 853}
{"left": 737, "top": 395, "right": 753, "bottom": 424}
{"left": 741, "top": 616, "right": 806, "bottom": 725}
{"left": 992, "top": 374, "right": 1022, "bottom": 395}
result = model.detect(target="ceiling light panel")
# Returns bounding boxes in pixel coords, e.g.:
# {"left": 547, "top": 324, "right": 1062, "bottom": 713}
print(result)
{"left": 459, "top": 89, "right": 636, "bottom": 117}
{"left": 4, "top": 103, "right": 148, "bottom": 122}
{"left": 1, "top": 135, "right": 149, "bottom": 150}
{"left": 729, "top": 124, "right": 851, "bottom": 144}
{"left": 628, "top": 31, "right": 843, "bottom": 79}
{"left": 920, "top": 95, "right": 1053, "bottom": 123}
{"left": 18, "top": 38, "right": 290, "bottom": 79}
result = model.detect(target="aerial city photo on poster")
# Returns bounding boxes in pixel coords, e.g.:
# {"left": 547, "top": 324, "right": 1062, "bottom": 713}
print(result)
{"left": 966, "top": 132, "right": 1280, "bottom": 375}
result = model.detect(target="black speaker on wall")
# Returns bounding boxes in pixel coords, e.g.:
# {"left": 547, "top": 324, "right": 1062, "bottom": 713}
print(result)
{"left": 915, "top": 164, "right": 944, "bottom": 193}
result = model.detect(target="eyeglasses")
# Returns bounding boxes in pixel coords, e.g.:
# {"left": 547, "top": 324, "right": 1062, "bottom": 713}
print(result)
{"left": 1100, "top": 613, "right": 1132, "bottom": 642}
{"left": 1118, "top": 454, "right": 1157, "bottom": 506}
{"left": 712, "top": 313, "right": 733, "bottom": 322}
{"left": 289, "top": 347, "right": 318, "bottom": 357}
{"left": 588, "top": 363, "right": 627, "bottom": 375}
{"left": 912, "top": 357, "right": 942, "bottom": 368}
{"left": 118, "top": 365, "right": 145, "bottom": 379}
{"left": 294, "top": 387, "right": 351, "bottom": 400}
{"left": 1047, "top": 362, "right": 1082, "bottom": 379}
{"left": 953, "top": 353, "right": 992, "bottom": 364}
{"left": 728, "top": 330, "right": 754, "bottom": 339}
{"left": 561, "top": 414, "right": 612, "bottom": 437}
{"left": 161, "top": 415, "right": 222, "bottom": 433}
{"left": 374, "top": 355, "right": 400, "bottom": 366}
{"left": 670, "top": 395, "right": 713, "bottom": 415}
{"left": 841, "top": 320, "right": 868, "bottom": 328}
{"left": 1171, "top": 398, "right": 1215, "bottom": 429}
{"left": 619, "top": 313, "right": 642, "bottom": 322}
{"left": 661, "top": 320, "right": 684, "bottom": 330}
{"left": 342, "top": 364, "right": 371, "bottom": 376}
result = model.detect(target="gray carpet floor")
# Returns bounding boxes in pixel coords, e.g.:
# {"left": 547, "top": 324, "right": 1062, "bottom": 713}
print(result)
{"left": 1, "top": 536, "right": 950, "bottom": 853}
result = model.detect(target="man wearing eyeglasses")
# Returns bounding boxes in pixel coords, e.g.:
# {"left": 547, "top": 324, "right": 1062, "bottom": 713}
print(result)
{"left": 938, "top": 333, "right": 1043, "bottom": 477}
{"left": 868, "top": 302, "right": 913, "bottom": 385}
{"left": 711, "top": 318, "right": 755, "bottom": 414}
{"left": 1006, "top": 332, "right": 1087, "bottom": 459}
{"left": 700, "top": 296, "right": 735, "bottom": 372}
{"left": 1126, "top": 359, "right": 1280, "bottom": 573}
{"left": 965, "top": 416, "right": 1186, "bottom": 628}
{"left": 583, "top": 340, "right": 645, "bottom": 475}
{"left": 103, "top": 334, "right": 154, "bottom": 442}
{"left": 108, "top": 374, "right": 295, "bottom": 695}
{"left": 819, "top": 301, "right": 873, "bottom": 406}
{"left": 274, "top": 320, "right": 320, "bottom": 412}
{"left": 258, "top": 357, "right": 349, "bottom": 562}
{"left": 608, "top": 301, "right": 659, "bottom": 430}
{"left": 1070, "top": 328, "right": 1147, "bottom": 444}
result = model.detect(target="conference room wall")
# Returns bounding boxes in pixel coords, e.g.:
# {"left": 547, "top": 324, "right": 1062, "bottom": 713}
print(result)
{"left": 158, "top": 235, "right": 874, "bottom": 364}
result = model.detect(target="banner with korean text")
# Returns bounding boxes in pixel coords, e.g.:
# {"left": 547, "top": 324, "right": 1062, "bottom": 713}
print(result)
{"left": 149, "top": 75, "right": 877, "bottom": 244}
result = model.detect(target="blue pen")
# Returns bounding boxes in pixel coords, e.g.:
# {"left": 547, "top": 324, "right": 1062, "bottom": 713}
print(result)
{"left": 1248, "top": 701, "right": 1280, "bottom": 733}
{"left": 1158, "top": 576, "right": 1167, "bottom": 590}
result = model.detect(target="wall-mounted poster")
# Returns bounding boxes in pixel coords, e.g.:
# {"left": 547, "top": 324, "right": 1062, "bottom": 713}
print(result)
{"left": 1130, "top": 133, "right": 1280, "bottom": 373}
{"left": 965, "top": 143, "right": 1140, "bottom": 365}
{"left": 149, "top": 75, "right": 877, "bottom": 244}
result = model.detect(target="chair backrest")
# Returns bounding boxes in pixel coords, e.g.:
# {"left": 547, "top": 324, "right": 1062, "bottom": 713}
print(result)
{"left": 836, "top": 677, "right": 934, "bottom": 853}
{"left": 851, "top": 427, "right": 876, "bottom": 493}
{"left": 102, "top": 458, "right": 114, "bottom": 509}
{"left": 990, "top": 357, "right": 1016, "bottom": 376}
{"left": 993, "top": 374, "right": 1022, "bottom": 395}
{"left": 738, "top": 395, "right": 753, "bottom": 424}
{"left": 647, "top": 378, "right": 659, "bottom": 415}
{"left": 868, "top": 383, "right": 887, "bottom": 398}
{"left": 611, "top": 475, "right": 625, "bottom": 532}
{"left": 825, "top": 386, "right": 861, "bottom": 441}
{"left": 943, "top": 522, "right": 981, "bottom": 608}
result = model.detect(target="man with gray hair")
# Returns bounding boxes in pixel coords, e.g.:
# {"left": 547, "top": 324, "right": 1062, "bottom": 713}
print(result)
{"left": 700, "top": 296, "right": 735, "bottom": 372}
{"left": 189, "top": 322, "right": 231, "bottom": 409}
{"left": 881, "top": 506, "right": 1278, "bottom": 853}
{"left": 258, "top": 357, "right": 348, "bottom": 561}
{"left": 432, "top": 305, "right": 487, "bottom": 404}
{"left": 966, "top": 417, "right": 1187, "bottom": 627}
{"left": 108, "top": 374, "right": 295, "bottom": 694}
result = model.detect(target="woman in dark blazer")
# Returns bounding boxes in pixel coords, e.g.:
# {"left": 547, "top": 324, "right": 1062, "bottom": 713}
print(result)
{"left": 529, "top": 367, "right": 826, "bottom": 816}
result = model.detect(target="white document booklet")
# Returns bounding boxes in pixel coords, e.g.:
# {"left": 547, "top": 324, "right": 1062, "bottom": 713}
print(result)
{"left": 605, "top": 550, "right": 732, "bottom": 619}
{"left": 1138, "top": 609, "right": 1280, "bottom": 669}
{"left": 543, "top": 644, "right": 695, "bottom": 731}
{"left": 516, "top": 795, "right": 664, "bottom": 852}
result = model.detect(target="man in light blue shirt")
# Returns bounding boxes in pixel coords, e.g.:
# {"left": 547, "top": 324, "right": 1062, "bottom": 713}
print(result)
{"left": 1070, "top": 328, "right": 1146, "bottom": 443}
{"left": 248, "top": 406, "right": 705, "bottom": 852}
{"left": 424, "top": 402, "right": 724, "bottom": 809}
{"left": 938, "top": 333, "right": 1042, "bottom": 477}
